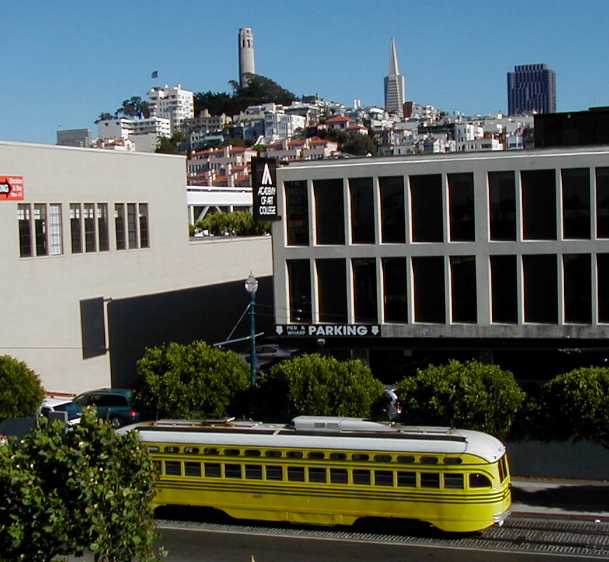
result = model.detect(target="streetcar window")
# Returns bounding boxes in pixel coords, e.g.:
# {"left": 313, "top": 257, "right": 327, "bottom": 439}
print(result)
{"left": 330, "top": 468, "right": 348, "bottom": 484}
{"left": 184, "top": 447, "right": 199, "bottom": 455}
{"left": 164, "top": 446, "right": 180, "bottom": 454}
{"left": 330, "top": 452, "right": 347, "bottom": 461}
{"left": 374, "top": 454, "right": 392, "bottom": 463}
{"left": 225, "top": 464, "right": 242, "bottom": 478}
{"left": 421, "top": 472, "right": 440, "bottom": 488}
{"left": 397, "top": 455, "right": 415, "bottom": 464}
{"left": 224, "top": 449, "right": 241, "bottom": 457}
{"left": 469, "top": 473, "right": 492, "bottom": 488}
{"left": 164, "top": 461, "right": 181, "bottom": 476}
{"left": 397, "top": 471, "right": 416, "bottom": 487}
{"left": 287, "top": 451, "right": 303, "bottom": 459}
{"left": 266, "top": 466, "right": 283, "bottom": 480}
{"left": 375, "top": 470, "right": 394, "bottom": 486}
{"left": 147, "top": 446, "right": 160, "bottom": 453}
{"left": 498, "top": 458, "right": 506, "bottom": 482}
{"left": 353, "top": 469, "right": 371, "bottom": 485}
{"left": 444, "top": 457, "right": 463, "bottom": 465}
{"left": 265, "top": 450, "right": 282, "bottom": 458}
{"left": 444, "top": 473, "right": 464, "bottom": 489}
{"left": 420, "top": 456, "right": 439, "bottom": 465}
{"left": 352, "top": 453, "right": 369, "bottom": 461}
{"left": 245, "top": 464, "right": 263, "bottom": 479}
{"left": 204, "top": 463, "right": 221, "bottom": 477}
{"left": 308, "top": 467, "right": 327, "bottom": 483}
{"left": 153, "top": 461, "right": 161, "bottom": 474}
{"left": 185, "top": 462, "right": 202, "bottom": 477}
{"left": 204, "top": 448, "right": 219, "bottom": 456}
{"left": 308, "top": 451, "right": 325, "bottom": 460}
{"left": 288, "top": 466, "right": 305, "bottom": 481}
{"left": 245, "top": 449, "right": 261, "bottom": 457}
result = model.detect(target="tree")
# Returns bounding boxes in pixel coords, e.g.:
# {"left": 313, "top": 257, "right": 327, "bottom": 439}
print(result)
{"left": 396, "top": 360, "right": 525, "bottom": 439}
{"left": 155, "top": 132, "right": 185, "bottom": 155}
{"left": 116, "top": 96, "right": 150, "bottom": 119}
{"left": 342, "top": 132, "right": 378, "bottom": 156}
{"left": 257, "top": 354, "right": 384, "bottom": 420}
{"left": 0, "top": 355, "right": 45, "bottom": 422}
{"left": 134, "top": 341, "right": 250, "bottom": 419}
{"left": 196, "top": 210, "right": 270, "bottom": 236}
{"left": 538, "top": 367, "right": 609, "bottom": 448}
{"left": 0, "top": 410, "right": 161, "bottom": 562}
{"left": 94, "top": 112, "right": 115, "bottom": 124}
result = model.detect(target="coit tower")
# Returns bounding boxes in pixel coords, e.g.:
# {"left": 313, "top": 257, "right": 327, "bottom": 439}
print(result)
{"left": 238, "top": 27, "right": 256, "bottom": 88}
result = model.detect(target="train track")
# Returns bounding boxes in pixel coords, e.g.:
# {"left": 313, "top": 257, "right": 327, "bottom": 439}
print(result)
{"left": 156, "top": 514, "right": 609, "bottom": 558}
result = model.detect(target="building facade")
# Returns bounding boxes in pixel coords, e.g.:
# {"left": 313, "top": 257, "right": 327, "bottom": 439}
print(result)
{"left": 238, "top": 27, "right": 256, "bottom": 88}
{"left": 57, "top": 129, "right": 91, "bottom": 148}
{"left": 148, "top": 84, "right": 194, "bottom": 131}
{"left": 507, "top": 64, "right": 556, "bottom": 115}
{"left": 384, "top": 39, "right": 406, "bottom": 115}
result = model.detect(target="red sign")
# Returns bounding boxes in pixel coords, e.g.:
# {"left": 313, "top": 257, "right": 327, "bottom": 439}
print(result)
{"left": 0, "top": 176, "right": 24, "bottom": 201}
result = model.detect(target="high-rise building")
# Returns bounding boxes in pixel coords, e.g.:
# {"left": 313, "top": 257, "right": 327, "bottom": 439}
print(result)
{"left": 384, "top": 39, "right": 405, "bottom": 115}
{"left": 238, "top": 27, "right": 256, "bottom": 88}
{"left": 147, "top": 84, "right": 194, "bottom": 132}
{"left": 507, "top": 64, "right": 556, "bottom": 116}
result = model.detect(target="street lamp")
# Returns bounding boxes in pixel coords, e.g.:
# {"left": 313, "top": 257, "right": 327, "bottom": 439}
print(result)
{"left": 244, "top": 272, "right": 259, "bottom": 386}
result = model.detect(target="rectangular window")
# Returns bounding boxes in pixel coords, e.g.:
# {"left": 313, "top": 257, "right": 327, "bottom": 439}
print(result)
{"left": 489, "top": 171, "right": 516, "bottom": 241}
{"left": 245, "top": 465, "right": 263, "bottom": 479}
{"left": 349, "top": 177, "right": 375, "bottom": 243}
{"left": 48, "top": 204, "right": 63, "bottom": 256}
{"left": 523, "top": 255, "right": 558, "bottom": 323}
{"left": 382, "top": 258, "right": 407, "bottom": 323}
{"left": 18, "top": 204, "right": 33, "bottom": 257}
{"left": 353, "top": 469, "right": 371, "bottom": 485}
{"left": 596, "top": 168, "right": 609, "bottom": 238}
{"left": 308, "top": 467, "right": 327, "bottom": 483}
{"left": 420, "top": 472, "right": 440, "bottom": 488}
{"left": 97, "top": 203, "right": 109, "bottom": 251}
{"left": 139, "top": 203, "right": 149, "bottom": 248}
{"left": 522, "top": 170, "right": 557, "bottom": 240}
{"left": 287, "top": 466, "right": 305, "bottom": 482}
{"left": 397, "top": 471, "right": 416, "bottom": 487}
{"left": 562, "top": 168, "right": 590, "bottom": 239}
{"left": 285, "top": 180, "right": 309, "bottom": 245}
{"left": 70, "top": 203, "right": 82, "bottom": 254}
{"left": 165, "top": 461, "right": 181, "bottom": 476}
{"left": 598, "top": 254, "right": 609, "bottom": 322}
{"left": 115, "top": 204, "right": 126, "bottom": 250}
{"left": 314, "top": 179, "right": 344, "bottom": 245}
{"left": 374, "top": 470, "right": 394, "bottom": 486}
{"left": 33, "top": 204, "right": 48, "bottom": 256}
{"left": 330, "top": 468, "right": 348, "bottom": 484}
{"left": 287, "top": 259, "right": 312, "bottom": 323}
{"left": 450, "top": 256, "right": 477, "bottom": 323}
{"left": 185, "top": 462, "right": 202, "bottom": 477}
{"left": 225, "top": 464, "right": 242, "bottom": 478}
{"left": 204, "top": 463, "right": 221, "bottom": 477}
{"left": 490, "top": 255, "right": 517, "bottom": 323}
{"left": 563, "top": 254, "right": 591, "bottom": 323}
{"left": 410, "top": 174, "right": 443, "bottom": 242}
{"left": 412, "top": 257, "right": 445, "bottom": 323}
{"left": 444, "top": 473, "right": 464, "bottom": 489}
{"left": 379, "top": 176, "right": 405, "bottom": 243}
{"left": 127, "top": 203, "right": 138, "bottom": 249}
{"left": 353, "top": 258, "right": 377, "bottom": 323}
{"left": 265, "top": 466, "right": 283, "bottom": 480}
{"left": 84, "top": 203, "right": 96, "bottom": 252}
{"left": 448, "top": 173, "right": 475, "bottom": 241}
{"left": 317, "top": 259, "right": 347, "bottom": 323}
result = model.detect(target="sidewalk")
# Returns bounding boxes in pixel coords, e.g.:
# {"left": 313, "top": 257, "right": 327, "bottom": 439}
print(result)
{"left": 511, "top": 477, "right": 609, "bottom": 519}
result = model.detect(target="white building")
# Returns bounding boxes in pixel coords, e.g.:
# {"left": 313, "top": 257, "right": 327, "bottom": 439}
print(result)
{"left": 97, "top": 117, "right": 171, "bottom": 141}
{"left": 148, "top": 84, "right": 194, "bottom": 131}
{"left": 264, "top": 112, "right": 306, "bottom": 142}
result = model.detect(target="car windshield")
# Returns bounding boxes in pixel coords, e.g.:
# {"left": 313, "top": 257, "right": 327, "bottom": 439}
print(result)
{"left": 54, "top": 402, "right": 82, "bottom": 421}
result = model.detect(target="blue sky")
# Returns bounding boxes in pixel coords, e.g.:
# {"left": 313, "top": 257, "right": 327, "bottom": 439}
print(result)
{"left": 2, "top": 0, "right": 608, "bottom": 144}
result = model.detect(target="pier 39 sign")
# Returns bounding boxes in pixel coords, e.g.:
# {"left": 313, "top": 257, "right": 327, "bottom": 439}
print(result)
{"left": 275, "top": 324, "right": 381, "bottom": 338}
{"left": 252, "top": 157, "right": 280, "bottom": 221}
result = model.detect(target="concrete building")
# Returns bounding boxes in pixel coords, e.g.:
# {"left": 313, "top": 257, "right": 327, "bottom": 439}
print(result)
{"left": 384, "top": 39, "right": 406, "bottom": 115}
{"left": 266, "top": 137, "right": 339, "bottom": 162}
{"left": 1, "top": 141, "right": 272, "bottom": 393}
{"left": 57, "top": 129, "right": 91, "bottom": 148}
{"left": 187, "top": 145, "right": 257, "bottom": 186}
{"left": 97, "top": 117, "right": 171, "bottom": 141}
{"left": 508, "top": 64, "right": 556, "bottom": 116}
{"left": 148, "top": 84, "right": 194, "bottom": 131}
{"left": 238, "top": 27, "right": 256, "bottom": 88}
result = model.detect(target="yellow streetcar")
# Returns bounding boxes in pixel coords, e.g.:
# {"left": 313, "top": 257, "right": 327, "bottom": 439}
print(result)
{"left": 121, "top": 416, "right": 511, "bottom": 533}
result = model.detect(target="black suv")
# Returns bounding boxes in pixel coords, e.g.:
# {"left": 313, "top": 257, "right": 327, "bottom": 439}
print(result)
{"left": 74, "top": 388, "right": 140, "bottom": 427}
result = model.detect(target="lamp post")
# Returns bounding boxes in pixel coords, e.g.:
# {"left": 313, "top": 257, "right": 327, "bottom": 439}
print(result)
{"left": 244, "top": 272, "right": 258, "bottom": 386}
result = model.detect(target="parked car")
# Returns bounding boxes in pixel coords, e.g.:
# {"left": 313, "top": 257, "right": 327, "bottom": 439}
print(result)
{"left": 384, "top": 386, "right": 402, "bottom": 421}
{"left": 40, "top": 396, "right": 82, "bottom": 425}
{"left": 73, "top": 388, "right": 139, "bottom": 427}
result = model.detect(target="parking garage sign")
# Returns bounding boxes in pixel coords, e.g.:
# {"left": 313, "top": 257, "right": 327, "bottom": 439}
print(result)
{"left": 252, "top": 158, "right": 279, "bottom": 221}
{"left": 0, "top": 176, "right": 24, "bottom": 201}
{"left": 275, "top": 324, "right": 381, "bottom": 337}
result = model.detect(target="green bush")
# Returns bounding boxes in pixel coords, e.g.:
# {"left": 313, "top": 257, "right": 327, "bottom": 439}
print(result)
{"left": 396, "top": 360, "right": 525, "bottom": 439}
{"left": 257, "top": 354, "right": 384, "bottom": 420}
{"left": 195, "top": 211, "right": 270, "bottom": 236}
{"left": 0, "top": 355, "right": 45, "bottom": 422}
{"left": 134, "top": 341, "right": 250, "bottom": 419}
{"left": 538, "top": 367, "right": 609, "bottom": 448}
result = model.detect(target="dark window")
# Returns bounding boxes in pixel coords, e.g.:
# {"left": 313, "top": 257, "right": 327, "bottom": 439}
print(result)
{"left": 114, "top": 203, "right": 126, "bottom": 250}
{"left": 353, "top": 469, "right": 371, "bottom": 485}
{"left": 420, "top": 456, "right": 439, "bottom": 465}
{"left": 314, "top": 179, "right": 344, "bottom": 244}
{"left": 379, "top": 176, "right": 405, "bottom": 243}
{"left": 164, "top": 446, "right": 179, "bottom": 454}
{"left": 353, "top": 258, "right": 377, "bottom": 323}
{"left": 165, "top": 461, "right": 181, "bottom": 476}
{"left": 421, "top": 472, "right": 440, "bottom": 488}
{"left": 352, "top": 453, "right": 369, "bottom": 461}
{"left": 147, "top": 446, "right": 160, "bottom": 453}
{"left": 444, "top": 457, "right": 463, "bottom": 465}
{"left": 139, "top": 203, "right": 149, "bottom": 248}
{"left": 185, "top": 462, "right": 202, "bottom": 477}
{"left": 522, "top": 170, "right": 556, "bottom": 240}
{"left": 308, "top": 452, "right": 325, "bottom": 460}
{"left": 266, "top": 466, "right": 283, "bottom": 480}
{"left": 596, "top": 168, "right": 609, "bottom": 238}
{"left": 523, "top": 255, "right": 558, "bottom": 323}
{"left": 18, "top": 204, "right": 32, "bottom": 257}
{"left": 317, "top": 259, "right": 347, "bottom": 323}
{"left": 563, "top": 254, "right": 591, "bottom": 323}
{"left": 562, "top": 168, "right": 590, "bottom": 239}
{"left": 34, "top": 204, "right": 48, "bottom": 256}
{"left": 223, "top": 449, "right": 240, "bottom": 457}
{"left": 96, "top": 395, "right": 127, "bottom": 407}
{"left": 412, "top": 257, "right": 445, "bottom": 323}
{"left": 245, "top": 465, "right": 263, "bottom": 479}
{"left": 127, "top": 203, "right": 138, "bottom": 248}
{"left": 204, "top": 448, "right": 219, "bottom": 456}
{"left": 286, "top": 451, "right": 303, "bottom": 459}
{"left": 308, "top": 467, "right": 327, "bottom": 483}
{"left": 287, "top": 259, "right": 312, "bottom": 323}
{"left": 244, "top": 449, "right": 261, "bottom": 457}
{"left": 205, "top": 463, "right": 221, "bottom": 477}
{"left": 382, "top": 258, "right": 408, "bottom": 323}
{"left": 285, "top": 180, "right": 309, "bottom": 245}
{"left": 489, "top": 171, "right": 516, "bottom": 241}
{"left": 330, "top": 468, "right": 348, "bottom": 484}
{"left": 97, "top": 203, "right": 109, "bottom": 251}
{"left": 411, "top": 174, "right": 443, "bottom": 242}
{"left": 444, "top": 473, "right": 464, "bottom": 489}
{"left": 450, "top": 256, "right": 477, "bottom": 323}
{"left": 184, "top": 447, "right": 199, "bottom": 455}
{"left": 287, "top": 466, "right": 305, "bottom": 482}
{"left": 330, "top": 452, "right": 347, "bottom": 461}
{"left": 397, "top": 455, "right": 415, "bottom": 464}
{"left": 397, "top": 472, "right": 416, "bottom": 487}
{"left": 448, "top": 173, "right": 475, "bottom": 241}
{"left": 598, "top": 254, "right": 609, "bottom": 322}
{"left": 490, "top": 255, "right": 518, "bottom": 323}
{"left": 469, "top": 473, "right": 492, "bottom": 488}
{"left": 350, "top": 177, "right": 375, "bottom": 243}
{"left": 70, "top": 203, "right": 82, "bottom": 253}
{"left": 375, "top": 470, "right": 394, "bottom": 486}
{"left": 373, "top": 454, "right": 392, "bottom": 463}
{"left": 265, "top": 450, "right": 282, "bottom": 458}
{"left": 225, "top": 464, "right": 242, "bottom": 478}
{"left": 84, "top": 203, "right": 96, "bottom": 252}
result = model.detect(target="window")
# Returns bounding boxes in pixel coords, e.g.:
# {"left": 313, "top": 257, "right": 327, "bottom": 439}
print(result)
{"left": 490, "top": 255, "right": 517, "bottom": 323}
{"left": 563, "top": 254, "right": 591, "bottom": 323}
{"left": 245, "top": 465, "right": 263, "bottom": 479}
{"left": 450, "top": 256, "right": 477, "bottom": 323}
{"left": 382, "top": 258, "right": 407, "bottom": 323}
{"left": 412, "top": 257, "right": 445, "bottom": 323}
{"left": 245, "top": 449, "right": 261, "bottom": 457}
{"left": 314, "top": 179, "right": 344, "bottom": 244}
{"left": 420, "top": 472, "right": 440, "bottom": 488}
{"left": 448, "top": 173, "right": 475, "bottom": 241}
{"left": 185, "top": 462, "right": 202, "bottom": 477}
{"left": 147, "top": 446, "right": 160, "bottom": 453}
{"left": 265, "top": 466, "right": 283, "bottom": 480}
{"left": 444, "top": 457, "right": 463, "bottom": 465}
{"left": 165, "top": 461, "right": 181, "bottom": 476}
{"left": 115, "top": 204, "right": 126, "bottom": 250}
{"left": 397, "top": 471, "right": 416, "bottom": 487}
{"left": 329, "top": 452, "right": 347, "bottom": 461}
{"left": 349, "top": 177, "right": 375, "bottom": 243}
{"left": 353, "top": 469, "right": 371, "bottom": 485}
{"left": 469, "top": 473, "right": 492, "bottom": 488}
{"left": 375, "top": 470, "right": 394, "bottom": 486}
{"left": 307, "top": 452, "right": 325, "bottom": 460}
{"left": 225, "top": 464, "right": 242, "bottom": 478}
{"left": 204, "top": 448, "right": 219, "bottom": 456}
{"left": 397, "top": 456, "right": 415, "bottom": 464}
{"left": 33, "top": 204, "right": 48, "bottom": 256}
{"left": 287, "top": 259, "right": 312, "bottom": 323}
{"left": 265, "top": 450, "right": 282, "bottom": 458}
{"left": 523, "top": 255, "right": 558, "bottom": 323}
{"left": 596, "top": 168, "right": 609, "bottom": 238}
{"left": 308, "top": 467, "right": 327, "bottom": 483}
{"left": 184, "top": 447, "right": 199, "bottom": 455}
{"left": 286, "top": 451, "right": 303, "bottom": 459}
{"left": 287, "top": 466, "right": 305, "bottom": 481}
{"left": 164, "top": 446, "right": 179, "bottom": 454}
{"left": 562, "top": 168, "right": 590, "bottom": 239}
{"left": 330, "top": 468, "right": 348, "bottom": 484}
{"left": 488, "top": 171, "right": 516, "bottom": 241}
{"left": 352, "top": 258, "right": 377, "bottom": 323}
{"left": 379, "top": 176, "right": 405, "bottom": 243}
{"left": 224, "top": 449, "right": 240, "bottom": 457}
{"left": 411, "top": 174, "right": 443, "bottom": 242}
{"left": 317, "top": 259, "right": 347, "bottom": 323}
{"left": 48, "top": 204, "right": 63, "bottom": 255}
{"left": 444, "top": 473, "right": 464, "bottom": 489}
{"left": 205, "top": 463, "right": 221, "bottom": 477}
{"left": 522, "top": 170, "right": 556, "bottom": 240}
{"left": 139, "top": 203, "right": 149, "bottom": 248}
{"left": 352, "top": 453, "right": 369, "bottom": 462}
{"left": 70, "top": 203, "right": 82, "bottom": 253}
{"left": 18, "top": 204, "right": 32, "bottom": 257}
{"left": 127, "top": 203, "right": 138, "bottom": 248}
{"left": 97, "top": 204, "right": 109, "bottom": 251}
{"left": 374, "top": 454, "right": 392, "bottom": 463}
{"left": 420, "top": 456, "right": 439, "bottom": 465}
{"left": 84, "top": 203, "right": 96, "bottom": 252}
